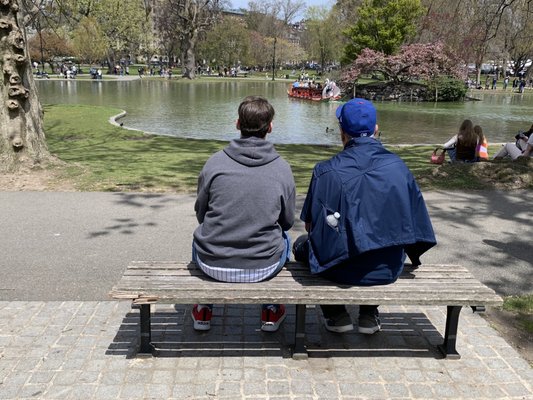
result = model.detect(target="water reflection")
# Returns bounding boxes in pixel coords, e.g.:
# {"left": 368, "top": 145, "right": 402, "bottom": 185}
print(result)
{"left": 36, "top": 80, "right": 533, "bottom": 145}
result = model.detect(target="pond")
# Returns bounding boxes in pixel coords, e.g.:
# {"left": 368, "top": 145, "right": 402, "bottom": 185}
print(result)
{"left": 36, "top": 79, "right": 533, "bottom": 145}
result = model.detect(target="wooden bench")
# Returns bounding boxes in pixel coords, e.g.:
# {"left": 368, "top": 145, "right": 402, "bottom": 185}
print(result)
{"left": 109, "top": 261, "right": 503, "bottom": 360}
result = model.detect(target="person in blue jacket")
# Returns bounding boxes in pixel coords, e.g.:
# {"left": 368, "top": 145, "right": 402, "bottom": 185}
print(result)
{"left": 293, "top": 98, "right": 437, "bottom": 334}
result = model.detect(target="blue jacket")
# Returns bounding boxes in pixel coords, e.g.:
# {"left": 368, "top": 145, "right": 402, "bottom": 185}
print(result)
{"left": 300, "top": 137, "right": 436, "bottom": 284}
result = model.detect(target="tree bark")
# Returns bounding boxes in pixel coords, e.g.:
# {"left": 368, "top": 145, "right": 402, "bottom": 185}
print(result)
{"left": 106, "top": 50, "right": 116, "bottom": 75}
{"left": 1, "top": 0, "right": 51, "bottom": 172}
{"left": 181, "top": 31, "right": 197, "bottom": 80}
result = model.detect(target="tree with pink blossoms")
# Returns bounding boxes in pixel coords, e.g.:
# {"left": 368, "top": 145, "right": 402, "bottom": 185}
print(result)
{"left": 341, "top": 42, "right": 467, "bottom": 85}
{"left": 339, "top": 42, "right": 469, "bottom": 101}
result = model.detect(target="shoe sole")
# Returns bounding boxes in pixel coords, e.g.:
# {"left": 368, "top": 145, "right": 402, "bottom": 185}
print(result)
{"left": 261, "top": 313, "right": 286, "bottom": 332}
{"left": 324, "top": 321, "right": 354, "bottom": 333}
{"left": 191, "top": 312, "right": 211, "bottom": 331}
{"left": 358, "top": 325, "right": 380, "bottom": 334}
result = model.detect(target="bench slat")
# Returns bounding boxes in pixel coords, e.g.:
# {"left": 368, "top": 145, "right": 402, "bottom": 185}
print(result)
{"left": 114, "top": 282, "right": 489, "bottom": 291}
{"left": 127, "top": 261, "right": 472, "bottom": 272}
{"left": 111, "top": 291, "right": 502, "bottom": 306}
{"left": 122, "top": 270, "right": 475, "bottom": 279}
{"left": 114, "top": 277, "right": 493, "bottom": 288}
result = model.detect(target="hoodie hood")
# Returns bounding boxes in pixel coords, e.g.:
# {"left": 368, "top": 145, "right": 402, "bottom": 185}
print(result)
{"left": 223, "top": 137, "right": 280, "bottom": 167}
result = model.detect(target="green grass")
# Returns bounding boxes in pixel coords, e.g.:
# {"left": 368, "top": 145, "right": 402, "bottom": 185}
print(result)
{"left": 503, "top": 294, "right": 533, "bottom": 333}
{"left": 43, "top": 104, "right": 532, "bottom": 193}
{"left": 504, "top": 294, "right": 533, "bottom": 313}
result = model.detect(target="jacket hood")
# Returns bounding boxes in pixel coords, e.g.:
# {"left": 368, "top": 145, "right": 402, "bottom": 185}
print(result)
{"left": 223, "top": 137, "right": 280, "bottom": 167}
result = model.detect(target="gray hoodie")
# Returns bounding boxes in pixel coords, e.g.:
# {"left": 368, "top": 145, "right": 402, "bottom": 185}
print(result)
{"left": 193, "top": 136, "right": 296, "bottom": 269}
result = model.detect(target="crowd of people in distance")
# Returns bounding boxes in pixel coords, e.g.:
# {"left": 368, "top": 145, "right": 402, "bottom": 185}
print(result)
{"left": 466, "top": 75, "right": 531, "bottom": 93}
{"left": 137, "top": 65, "right": 173, "bottom": 79}
{"left": 442, "top": 120, "right": 533, "bottom": 163}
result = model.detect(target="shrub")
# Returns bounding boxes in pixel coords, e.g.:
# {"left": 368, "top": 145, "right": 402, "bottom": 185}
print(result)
{"left": 427, "top": 77, "right": 467, "bottom": 101}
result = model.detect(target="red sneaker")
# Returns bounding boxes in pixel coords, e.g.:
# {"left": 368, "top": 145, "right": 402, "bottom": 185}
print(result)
{"left": 261, "top": 304, "right": 286, "bottom": 332}
{"left": 191, "top": 304, "right": 212, "bottom": 331}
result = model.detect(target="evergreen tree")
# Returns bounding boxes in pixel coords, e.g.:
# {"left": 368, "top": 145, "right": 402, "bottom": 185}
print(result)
{"left": 342, "top": 0, "right": 425, "bottom": 63}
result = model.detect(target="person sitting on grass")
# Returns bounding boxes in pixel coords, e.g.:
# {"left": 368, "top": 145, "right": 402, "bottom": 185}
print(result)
{"left": 191, "top": 95, "right": 296, "bottom": 332}
{"left": 474, "top": 125, "right": 489, "bottom": 161}
{"left": 443, "top": 119, "right": 479, "bottom": 162}
{"left": 293, "top": 98, "right": 436, "bottom": 334}
{"left": 493, "top": 123, "right": 533, "bottom": 160}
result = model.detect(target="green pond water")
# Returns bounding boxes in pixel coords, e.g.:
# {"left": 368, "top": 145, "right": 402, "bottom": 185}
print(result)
{"left": 36, "top": 79, "right": 533, "bottom": 145}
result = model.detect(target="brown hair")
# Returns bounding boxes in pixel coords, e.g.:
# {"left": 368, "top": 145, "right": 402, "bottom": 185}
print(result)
{"left": 473, "top": 125, "right": 485, "bottom": 143}
{"left": 238, "top": 96, "right": 275, "bottom": 138}
{"left": 457, "top": 119, "right": 477, "bottom": 148}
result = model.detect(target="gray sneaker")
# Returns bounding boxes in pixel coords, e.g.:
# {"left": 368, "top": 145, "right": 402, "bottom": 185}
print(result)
{"left": 358, "top": 314, "right": 381, "bottom": 334}
{"left": 324, "top": 311, "right": 354, "bottom": 333}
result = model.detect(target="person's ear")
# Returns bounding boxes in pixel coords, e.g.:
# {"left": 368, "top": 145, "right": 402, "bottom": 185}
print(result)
{"left": 340, "top": 129, "right": 350, "bottom": 146}
{"left": 236, "top": 119, "right": 240, "bottom": 130}
{"left": 267, "top": 122, "right": 273, "bottom": 133}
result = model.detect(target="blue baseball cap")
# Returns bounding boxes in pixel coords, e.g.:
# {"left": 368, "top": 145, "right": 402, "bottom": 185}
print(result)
{"left": 336, "top": 98, "right": 377, "bottom": 137}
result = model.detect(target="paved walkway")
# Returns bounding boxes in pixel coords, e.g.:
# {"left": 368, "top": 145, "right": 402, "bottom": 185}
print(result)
{"left": 0, "top": 190, "right": 531, "bottom": 399}
{"left": 0, "top": 301, "right": 531, "bottom": 399}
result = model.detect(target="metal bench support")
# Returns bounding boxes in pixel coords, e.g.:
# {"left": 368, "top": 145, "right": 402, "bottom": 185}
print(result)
{"left": 293, "top": 304, "right": 308, "bottom": 360}
{"left": 438, "top": 305, "right": 462, "bottom": 359}
{"left": 139, "top": 304, "right": 155, "bottom": 355}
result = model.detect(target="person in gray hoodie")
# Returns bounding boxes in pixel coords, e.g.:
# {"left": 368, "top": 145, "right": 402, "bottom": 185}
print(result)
{"left": 192, "top": 96, "right": 296, "bottom": 332}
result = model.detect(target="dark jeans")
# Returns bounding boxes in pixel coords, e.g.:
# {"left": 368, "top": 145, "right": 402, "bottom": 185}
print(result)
{"left": 321, "top": 305, "right": 378, "bottom": 319}
{"left": 293, "top": 234, "right": 378, "bottom": 319}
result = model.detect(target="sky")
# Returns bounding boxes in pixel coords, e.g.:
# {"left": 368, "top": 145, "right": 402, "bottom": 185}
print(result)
{"left": 229, "top": 0, "right": 334, "bottom": 17}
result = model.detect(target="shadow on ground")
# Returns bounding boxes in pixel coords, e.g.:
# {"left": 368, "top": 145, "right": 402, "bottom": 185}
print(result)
{"left": 106, "top": 305, "right": 443, "bottom": 359}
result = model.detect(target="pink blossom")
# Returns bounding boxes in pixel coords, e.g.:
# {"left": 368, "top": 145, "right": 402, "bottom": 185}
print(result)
{"left": 341, "top": 42, "right": 466, "bottom": 84}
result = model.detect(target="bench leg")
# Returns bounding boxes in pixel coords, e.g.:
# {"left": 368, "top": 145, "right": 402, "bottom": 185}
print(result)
{"left": 139, "top": 304, "right": 155, "bottom": 355}
{"left": 438, "top": 305, "right": 462, "bottom": 359}
{"left": 471, "top": 305, "right": 485, "bottom": 313}
{"left": 292, "top": 304, "right": 308, "bottom": 360}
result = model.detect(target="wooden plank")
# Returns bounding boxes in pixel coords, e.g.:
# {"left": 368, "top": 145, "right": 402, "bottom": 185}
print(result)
{"left": 125, "top": 262, "right": 472, "bottom": 274}
{"left": 114, "top": 275, "right": 485, "bottom": 285}
{"left": 121, "top": 270, "right": 476, "bottom": 280}
{"left": 113, "top": 275, "right": 489, "bottom": 287}
{"left": 110, "top": 290, "right": 502, "bottom": 305}
{"left": 113, "top": 281, "right": 494, "bottom": 292}
{"left": 118, "top": 292, "right": 502, "bottom": 306}
{"left": 119, "top": 264, "right": 475, "bottom": 279}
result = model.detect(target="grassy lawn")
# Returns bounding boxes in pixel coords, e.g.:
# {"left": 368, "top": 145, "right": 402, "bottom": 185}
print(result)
{"left": 503, "top": 294, "right": 533, "bottom": 333}
{"left": 44, "top": 104, "right": 531, "bottom": 193}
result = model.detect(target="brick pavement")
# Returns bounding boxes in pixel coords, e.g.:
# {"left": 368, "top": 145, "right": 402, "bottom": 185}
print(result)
{"left": 0, "top": 301, "right": 531, "bottom": 399}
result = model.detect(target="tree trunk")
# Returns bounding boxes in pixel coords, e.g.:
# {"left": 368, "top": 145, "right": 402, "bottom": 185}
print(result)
{"left": 320, "top": 48, "right": 325, "bottom": 76}
{"left": 181, "top": 32, "right": 197, "bottom": 80}
{"left": 0, "top": 0, "right": 51, "bottom": 172}
{"left": 106, "top": 50, "right": 117, "bottom": 75}
{"left": 271, "top": 36, "right": 276, "bottom": 81}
